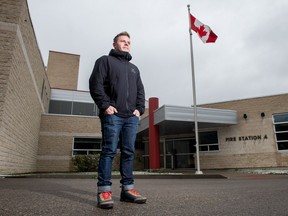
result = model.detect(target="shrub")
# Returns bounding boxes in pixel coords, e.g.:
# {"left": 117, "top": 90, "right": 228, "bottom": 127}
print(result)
{"left": 72, "top": 154, "right": 100, "bottom": 172}
{"left": 72, "top": 151, "right": 145, "bottom": 172}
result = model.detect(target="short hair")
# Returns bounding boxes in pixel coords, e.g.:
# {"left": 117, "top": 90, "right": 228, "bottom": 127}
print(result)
{"left": 113, "top": 31, "right": 130, "bottom": 43}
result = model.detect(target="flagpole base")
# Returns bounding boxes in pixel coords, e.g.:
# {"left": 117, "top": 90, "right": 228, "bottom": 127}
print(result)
{"left": 195, "top": 170, "right": 203, "bottom": 175}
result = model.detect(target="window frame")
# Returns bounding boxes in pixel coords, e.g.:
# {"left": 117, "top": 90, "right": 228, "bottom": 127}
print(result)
{"left": 49, "top": 99, "right": 99, "bottom": 117}
{"left": 199, "top": 131, "right": 219, "bottom": 152}
{"left": 72, "top": 137, "right": 102, "bottom": 156}
{"left": 273, "top": 113, "right": 288, "bottom": 151}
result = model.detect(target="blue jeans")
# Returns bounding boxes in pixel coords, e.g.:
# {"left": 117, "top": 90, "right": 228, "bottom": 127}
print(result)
{"left": 97, "top": 114, "right": 139, "bottom": 193}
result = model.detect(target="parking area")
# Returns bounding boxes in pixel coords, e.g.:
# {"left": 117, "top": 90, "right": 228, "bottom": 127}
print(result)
{"left": 1, "top": 173, "right": 288, "bottom": 216}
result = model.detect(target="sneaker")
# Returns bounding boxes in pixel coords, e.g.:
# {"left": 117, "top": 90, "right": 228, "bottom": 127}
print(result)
{"left": 120, "top": 189, "right": 147, "bottom": 204}
{"left": 97, "top": 191, "right": 114, "bottom": 209}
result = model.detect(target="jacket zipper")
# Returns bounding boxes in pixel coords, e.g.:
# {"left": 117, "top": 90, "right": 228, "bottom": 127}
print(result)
{"left": 125, "top": 63, "right": 130, "bottom": 112}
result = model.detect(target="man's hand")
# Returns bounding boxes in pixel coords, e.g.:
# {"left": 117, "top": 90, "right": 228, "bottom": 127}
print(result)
{"left": 133, "top": 109, "right": 140, "bottom": 117}
{"left": 104, "top": 106, "right": 118, "bottom": 115}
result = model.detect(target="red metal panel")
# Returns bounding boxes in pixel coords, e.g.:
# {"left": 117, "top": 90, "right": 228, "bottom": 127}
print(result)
{"left": 148, "top": 97, "right": 160, "bottom": 169}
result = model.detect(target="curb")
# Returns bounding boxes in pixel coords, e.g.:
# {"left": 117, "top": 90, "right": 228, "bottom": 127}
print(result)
{"left": 1, "top": 173, "right": 227, "bottom": 179}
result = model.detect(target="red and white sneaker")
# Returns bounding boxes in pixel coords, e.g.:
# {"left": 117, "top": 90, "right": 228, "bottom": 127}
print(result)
{"left": 97, "top": 191, "right": 114, "bottom": 209}
{"left": 120, "top": 189, "right": 147, "bottom": 204}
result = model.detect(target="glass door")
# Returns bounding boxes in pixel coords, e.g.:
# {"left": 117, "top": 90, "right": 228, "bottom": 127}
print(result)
{"left": 165, "top": 138, "right": 196, "bottom": 169}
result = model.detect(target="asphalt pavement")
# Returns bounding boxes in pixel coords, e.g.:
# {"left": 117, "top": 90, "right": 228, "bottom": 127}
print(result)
{"left": 1, "top": 171, "right": 288, "bottom": 216}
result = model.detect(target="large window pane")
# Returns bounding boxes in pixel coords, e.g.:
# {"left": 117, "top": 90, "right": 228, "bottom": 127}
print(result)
{"left": 73, "top": 137, "right": 102, "bottom": 156}
{"left": 276, "top": 133, "right": 288, "bottom": 141}
{"left": 49, "top": 100, "right": 72, "bottom": 114}
{"left": 199, "top": 131, "right": 218, "bottom": 144}
{"left": 74, "top": 138, "right": 101, "bottom": 149}
{"left": 199, "top": 145, "right": 208, "bottom": 151}
{"left": 165, "top": 140, "right": 174, "bottom": 154}
{"left": 49, "top": 100, "right": 98, "bottom": 116}
{"left": 73, "top": 151, "right": 89, "bottom": 155}
{"left": 72, "top": 102, "right": 96, "bottom": 116}
{"left": 274, "top": 113, "right": 288, "bottom": 123}
{"left": 278, "top": 142, "right": 288, "bottom": 150}
{"left": 174, "top": 155, "right": 195, "bottom": 169}
{"left": 173, "top": 139, "right": 195, "bottom": 154}
{"left": 209, "top": 145, "right": 219, "bottom": 151}
{"left": 275, "top": 123, "right": 288, "bottom": 132}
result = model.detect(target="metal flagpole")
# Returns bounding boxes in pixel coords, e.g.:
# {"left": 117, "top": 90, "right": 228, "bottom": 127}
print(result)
{"left": 187, "top": 5, "right": 203, "bottom": 175}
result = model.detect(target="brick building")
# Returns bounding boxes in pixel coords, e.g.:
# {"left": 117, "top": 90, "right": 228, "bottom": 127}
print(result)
{"left": 37, "top": 51, "right": 101, "bottom": 173}
{"left": 0, "top": 0, "right": 50, "bottom": 174}
{"left": 139, "top": 95, "right": 288, "bottom": 170}
{"left": 0, "top": 0, "right": 287, "bottom": 175}
{"left": 0, "top": 0, "right": 101, "bottom": 174}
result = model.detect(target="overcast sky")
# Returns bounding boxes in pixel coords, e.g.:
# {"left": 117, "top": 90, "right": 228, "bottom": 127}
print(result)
{"left": 27, "top": 0, "right": 288, "bottom": 107}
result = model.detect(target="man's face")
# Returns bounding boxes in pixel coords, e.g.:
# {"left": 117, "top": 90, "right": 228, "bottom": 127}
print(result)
{"left": 113, "top": 35, "right": 131, "bottom": 52}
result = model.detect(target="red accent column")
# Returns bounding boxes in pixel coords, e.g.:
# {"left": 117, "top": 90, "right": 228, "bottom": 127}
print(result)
{"left": 148, "top": 97, "right": 160, "bottom": 170}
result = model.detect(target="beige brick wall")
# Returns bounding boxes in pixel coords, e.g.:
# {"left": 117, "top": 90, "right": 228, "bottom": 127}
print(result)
{"left": 0, "top": 27, "right": 16, "bottom": 126}
{"left": 199, "top": 153, "right": 279, "bottom": 169}
{"left": 198, "top": 94, "right": 288, "bottom": 169}
{"left": 46, "top": 51, "right": 79, "bottom": 90}
{"left": 0, "top": 0, "right": 50, "bottom": 174}
{"left": 38, "top": 114, "right": 101, "bottom": 172}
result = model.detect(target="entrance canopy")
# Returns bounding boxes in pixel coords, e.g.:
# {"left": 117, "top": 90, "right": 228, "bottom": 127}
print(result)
{"left": 138, "top": 105, "right": 238, "bottom": 137}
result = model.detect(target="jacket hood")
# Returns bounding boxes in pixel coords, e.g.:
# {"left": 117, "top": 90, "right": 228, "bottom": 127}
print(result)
{"left": 109, "top": 49, "right": 132, "bottom": 61}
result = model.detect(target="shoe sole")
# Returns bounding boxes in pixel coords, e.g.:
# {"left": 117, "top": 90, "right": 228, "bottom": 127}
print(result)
{"left": 120, "top": 198, "right": 147, "bottom": 204}
{"left": 97, "top": 203, "right": 114, "bottom": 209}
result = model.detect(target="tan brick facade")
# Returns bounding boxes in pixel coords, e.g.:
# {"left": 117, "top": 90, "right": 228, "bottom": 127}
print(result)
{"left": 0, "top": 0, "right": 50, "bottom": 174}
{"left": 37, "top": 114, "right": 101, "bottom": 172}
{"left": 199, "top": 94, "right": 288, "bottom": 169}
{"left": 46, "top": 51, "right": 79, "bottom": 90}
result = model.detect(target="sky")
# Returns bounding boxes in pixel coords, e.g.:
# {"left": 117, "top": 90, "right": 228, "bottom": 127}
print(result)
{"left": 27, "top": 0, "right": 288, "bottom": 107}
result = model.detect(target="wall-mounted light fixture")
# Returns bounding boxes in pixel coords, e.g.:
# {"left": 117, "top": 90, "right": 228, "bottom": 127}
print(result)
{"left": 261, "top": 112, "right": 265, "bottom": 118}
{"left": 243, "top": 113, "right": 248, "bottom": 119}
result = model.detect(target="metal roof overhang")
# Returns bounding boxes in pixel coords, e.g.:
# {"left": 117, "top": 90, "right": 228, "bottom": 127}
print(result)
{"left": 138, "top": 105, "right": 238, "bottom": 137}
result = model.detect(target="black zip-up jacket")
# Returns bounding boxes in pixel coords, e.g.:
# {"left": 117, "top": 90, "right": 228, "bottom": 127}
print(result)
{"left": 89, "top": 49, "right": 145, "bottom": 118}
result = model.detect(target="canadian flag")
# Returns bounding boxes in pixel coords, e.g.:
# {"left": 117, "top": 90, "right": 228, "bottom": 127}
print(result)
{"left": 190, "top": 13, "right": 218, "bottom": 43}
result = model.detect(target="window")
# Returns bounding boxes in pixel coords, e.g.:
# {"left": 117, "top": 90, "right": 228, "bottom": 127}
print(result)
{"left": 73, "top": 137, "right": 102, "bottom": 156}
{"left": 199, "top": 131, "right": 219, "bottom": 152}
{"left": 273, "top": 113, "right": 288, "bottom": 151}
{"left": 49, "top": 100, "right": 72, "bottom": 115}
{"left": 165, "top": 139, "right": 196, "bottom": 154}
{"left": 49, "top": 100, "right": 98, "bottom": 116}
{"left": 72, "top": 102, "right": 97, "bottom": 116}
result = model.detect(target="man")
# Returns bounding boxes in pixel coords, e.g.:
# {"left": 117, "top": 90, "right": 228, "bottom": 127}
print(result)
{"left": 89, "top": 31, "right": 146, "bottom": 209}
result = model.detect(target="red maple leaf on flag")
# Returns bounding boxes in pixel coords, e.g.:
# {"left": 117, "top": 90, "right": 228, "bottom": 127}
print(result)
{"left": 198, "top": 25, "right": 207, "bottom": 38}
{"left": 190, "top": 13, "right": 218, "bottom": 43}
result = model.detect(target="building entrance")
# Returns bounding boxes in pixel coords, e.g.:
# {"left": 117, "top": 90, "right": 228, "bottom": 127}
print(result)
{"left": 143, "top": 137, "right": 197, "bottom": 170}
{"left": 164, "top": 138, "right": 196, "bottom": 169}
